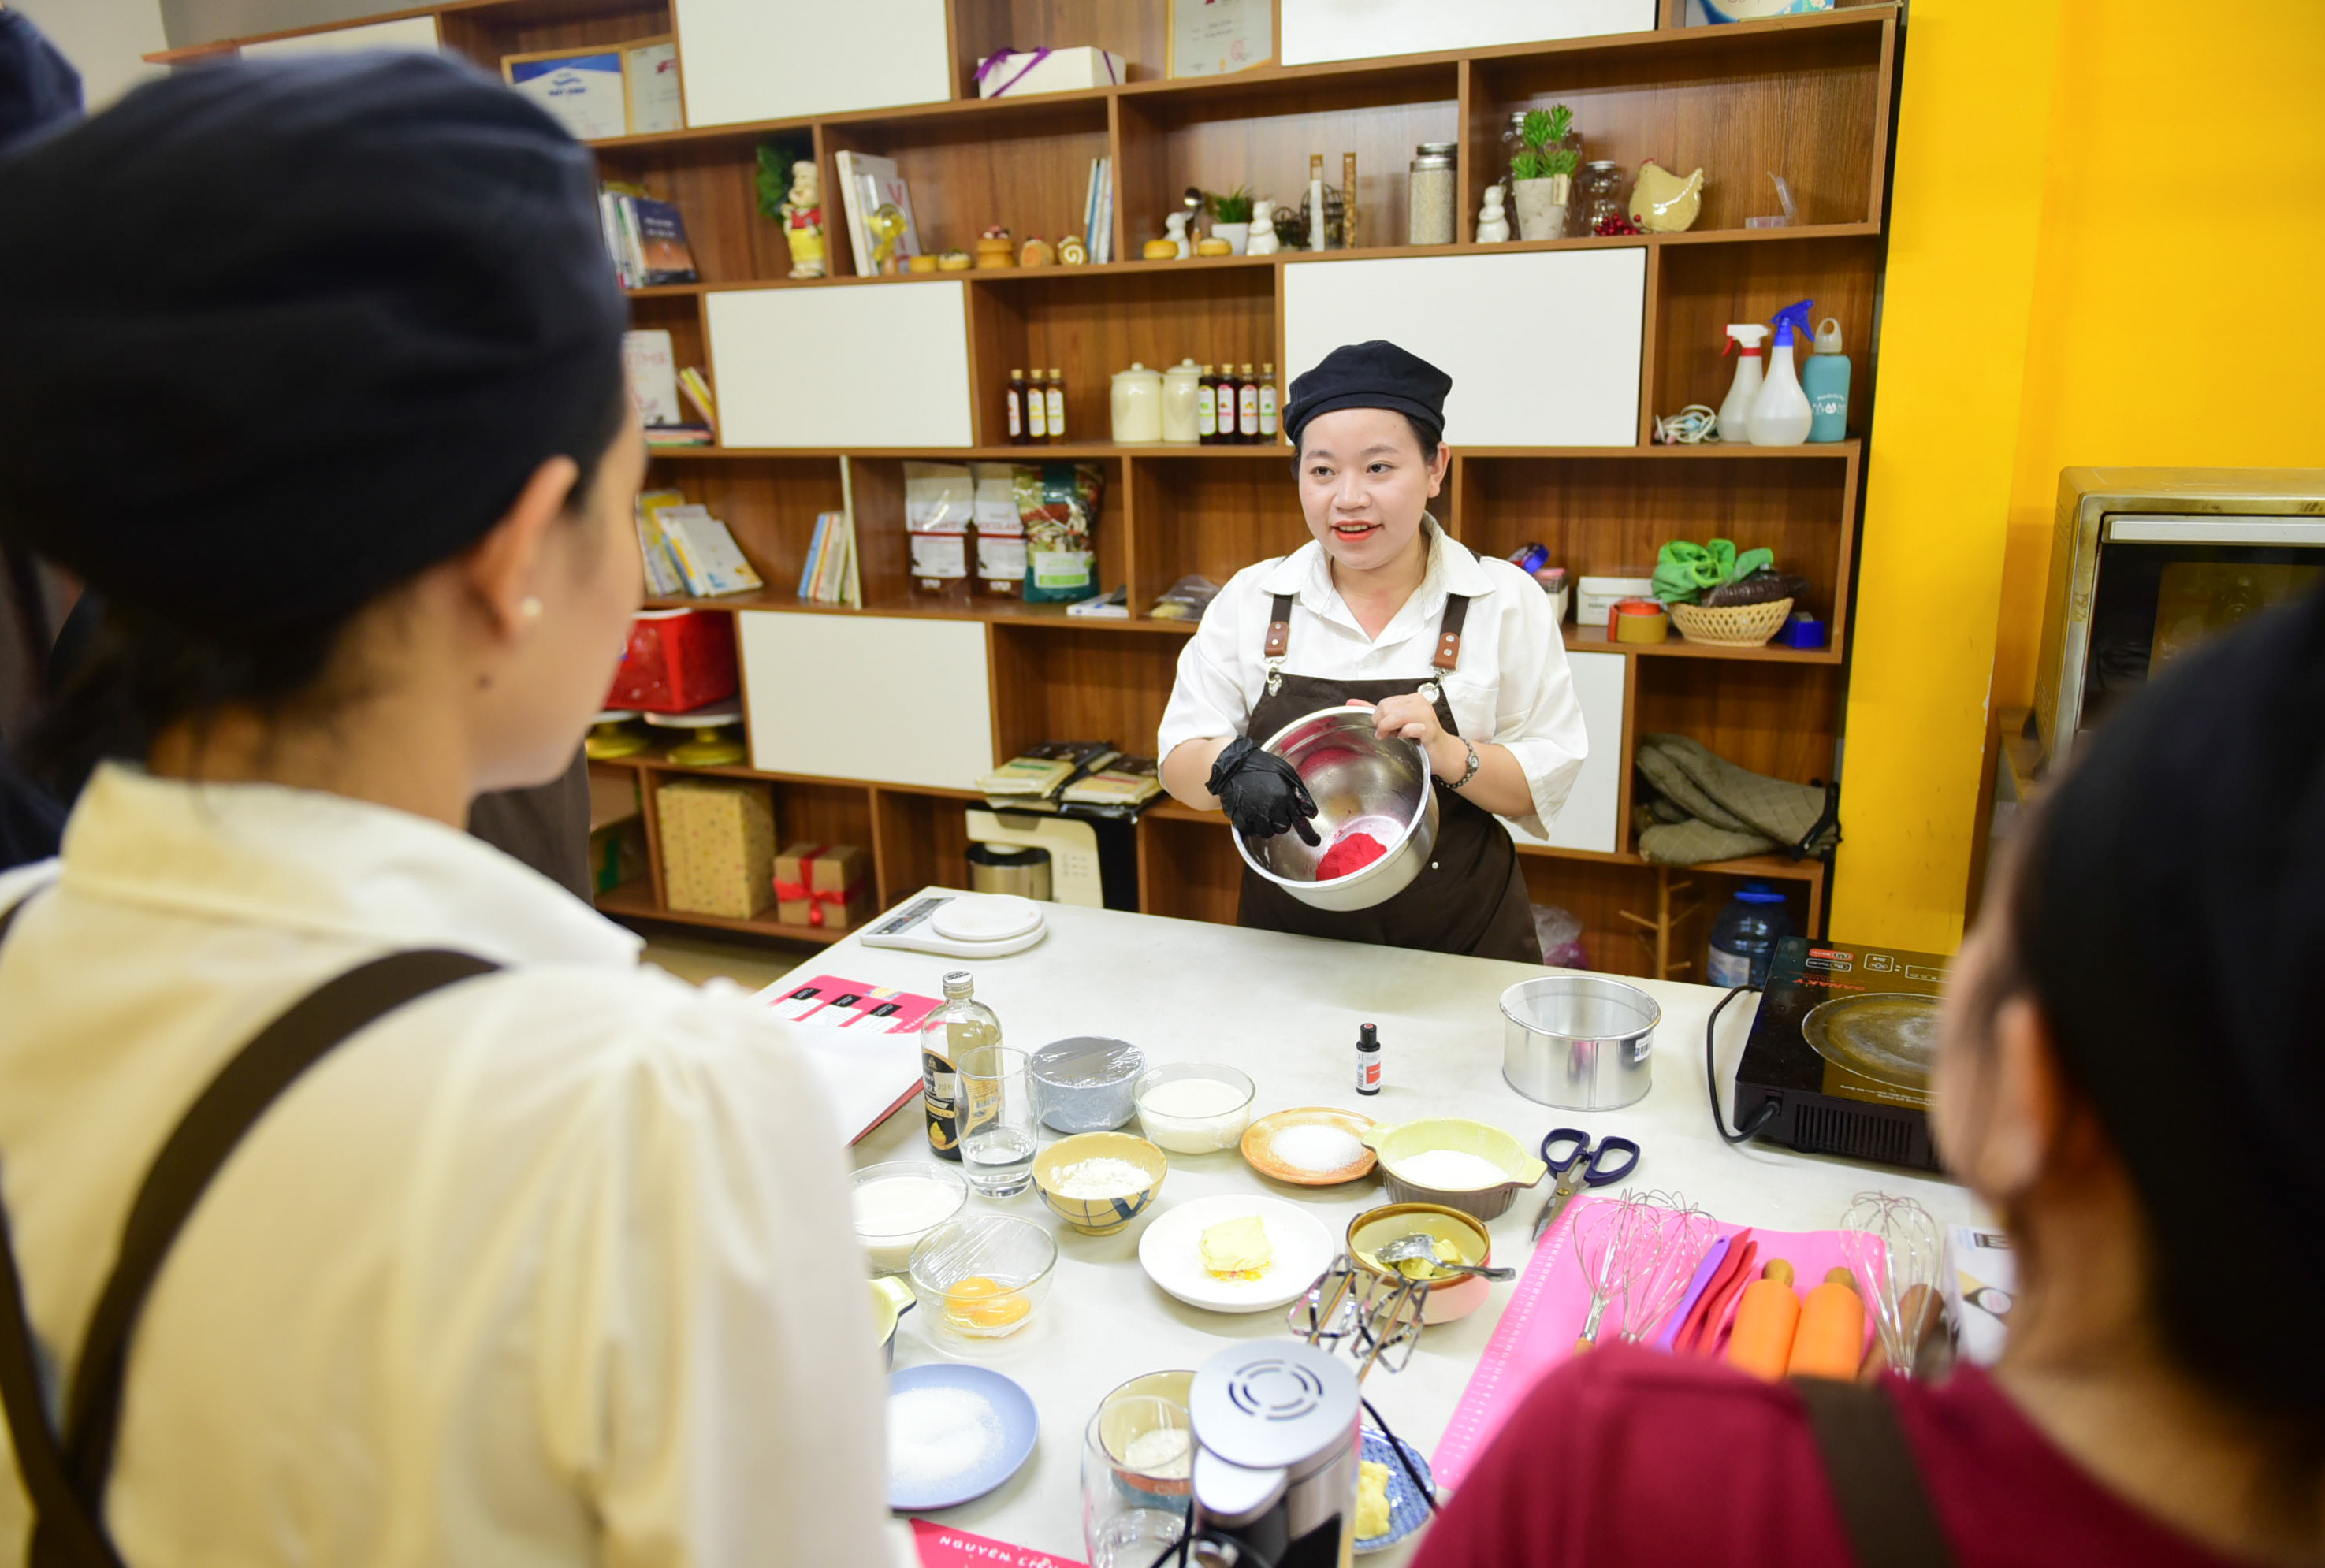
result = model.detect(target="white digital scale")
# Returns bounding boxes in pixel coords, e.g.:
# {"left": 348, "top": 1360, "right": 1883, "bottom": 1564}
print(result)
{"left": 858, "top": 893, "right": 1048, "bottom": 958}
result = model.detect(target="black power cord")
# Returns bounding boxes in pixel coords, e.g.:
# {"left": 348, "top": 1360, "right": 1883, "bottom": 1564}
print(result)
{"left": 1706, "top": 983, "right": 1780, "bottom": 1145}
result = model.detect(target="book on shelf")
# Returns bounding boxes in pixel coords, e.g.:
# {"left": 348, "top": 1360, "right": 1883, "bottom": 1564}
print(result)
{"left": 677, "top": 366, "right": 716, "bottom": 432}
{"left": 800, "top": 509, "right": 858, "bottom": 608}
{"left": 1060, "top": 754, "right": 1164, "bottom": 817}
{"left": 976, "top": 741, "right": 1121, "bottom": 808}
{"left": 653, "top": 505, "right": 764, "bottom": 597}
{"left": 631, "top": 197, "right": 698, "bottom": 284}
{"left": 623, "top": 329, "right": 683, "bottom": 427}
{"left": 634, "top": 488, "right": 690, "bottom": 597}
{"left": 1092, "top": 157, "right": 1115, "bottom": 262}
{"left": 834, "top": 150, "right": 921, "bottom": 277}
{"left": 798, "top": 513, "right": 831, "bottom": 601}
{"left": 642, "top": 425, "right": 713, "bottom": 448}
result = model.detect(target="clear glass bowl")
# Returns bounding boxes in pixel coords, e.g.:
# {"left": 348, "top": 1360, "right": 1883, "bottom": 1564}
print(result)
{"left": 1133, "top": 1063, "right": 1256, "bottom": 1154}
{"left": 907, "top": 1215, "right": 1059, "bottom": 1341}
{"left": 850, "top": 1160, "right": 969, "bottom": 1274}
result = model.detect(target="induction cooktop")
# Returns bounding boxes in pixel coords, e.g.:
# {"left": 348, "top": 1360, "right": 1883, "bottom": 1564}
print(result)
{"left": 1735, "top": 936, "right": 1947, "bottom": 1172}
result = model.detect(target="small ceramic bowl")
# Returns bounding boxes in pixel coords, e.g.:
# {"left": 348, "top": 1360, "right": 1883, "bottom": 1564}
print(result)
{"left": 869, "top": 1276, "right": 916, "bottom": 1369}
{"left": 1133, "top": 1062, "right": 1256, "bottom": 1154}
{"left": 850, "top": 1160, "right": 969, "bottom": 1274}
{"left": 1360, "top": 1118, "right": 1547, "bottom": 1220}
{"left": 1030, "top": 1036, "right": 1146, "bottom": 1133}
{"left": 1348, "top": 1202, "right": 1495, "bottom": 1325}
{"left": 907, "top": 1216, "right": 1058, "bottom": 1342}
{"left": 1032, "top": 1131, "right": 1168, "bottom": 1235}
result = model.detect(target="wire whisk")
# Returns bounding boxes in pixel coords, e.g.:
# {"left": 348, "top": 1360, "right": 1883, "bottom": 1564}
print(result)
{"left": 1570, "top": 1190, "right": 1719, "bottom": 1351}
{"left": 1840, "top": 1191, "right": 1946, "bottom": 1375}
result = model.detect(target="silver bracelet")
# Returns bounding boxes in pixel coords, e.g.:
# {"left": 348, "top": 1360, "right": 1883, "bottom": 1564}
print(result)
{"left": 1449, "top": 738, "right": 1481, "bottom": 790}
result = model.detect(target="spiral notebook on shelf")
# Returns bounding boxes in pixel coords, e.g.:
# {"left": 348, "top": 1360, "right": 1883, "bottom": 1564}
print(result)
{"left": 757, "top": 974, "right": 936, "bottom": 1143}
{"left": 1433, "top": 1199, "right": 1881, "bottom": 1492}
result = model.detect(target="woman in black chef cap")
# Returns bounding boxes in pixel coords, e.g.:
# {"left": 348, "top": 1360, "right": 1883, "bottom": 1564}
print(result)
{"left": 0, "top": 52, "right": 895, "bottom": 1564}
{"left": 1157, "top": 340, "right": 1587, "bottom": 961}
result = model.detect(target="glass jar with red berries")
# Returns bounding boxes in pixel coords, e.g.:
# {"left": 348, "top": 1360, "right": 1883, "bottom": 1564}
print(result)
{"left": 1575, "top": 160, "right": 1627, "bottom": 237}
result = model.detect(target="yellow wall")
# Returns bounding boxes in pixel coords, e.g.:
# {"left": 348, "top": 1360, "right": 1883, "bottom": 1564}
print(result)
{"left": 1834, "top": 0, "right": 2325, "bottom": 951}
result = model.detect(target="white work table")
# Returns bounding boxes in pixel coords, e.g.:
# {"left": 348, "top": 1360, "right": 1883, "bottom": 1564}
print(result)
{"left": 777, "top": 894, "right": 1976, "bottom": 1565}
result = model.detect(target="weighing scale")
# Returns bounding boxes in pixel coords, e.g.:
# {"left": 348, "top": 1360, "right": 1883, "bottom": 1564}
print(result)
{"left": 858, "top": 893, "right": 1048, "bottom": 958}
{"left": 1732, "top": 936, "right": 1945, "bottom": 1171}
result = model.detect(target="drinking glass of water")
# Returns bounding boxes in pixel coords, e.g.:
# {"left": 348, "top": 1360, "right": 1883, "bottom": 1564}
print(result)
{"left": 1082, "top": 1395, "right": 1192, "bottom": 1568}
{"left": 958, "top": 1044, "right": 1037, "bottom": 1197}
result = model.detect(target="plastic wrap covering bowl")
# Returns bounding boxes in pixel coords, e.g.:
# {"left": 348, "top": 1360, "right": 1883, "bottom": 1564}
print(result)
{"left": 1133, "top": 1062, "right": 1256, "bottom": 1154}
{"left": 1233, "top": 706, "right": 1440, "bottom": 912}
{"left": 1029, "top": 1036, "right": 1147, "bottom": 1132}
{"left": 1032, "top": 1131, "right": 1168, "bottom": 1235}
{"left": 907, "top": 1216, "right": 1058, "bottom": 1342}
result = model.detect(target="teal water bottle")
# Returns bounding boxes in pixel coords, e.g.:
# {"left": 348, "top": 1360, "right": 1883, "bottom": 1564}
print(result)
{"left": 1804, "top": 317, "right": 1850, "bottom": 443}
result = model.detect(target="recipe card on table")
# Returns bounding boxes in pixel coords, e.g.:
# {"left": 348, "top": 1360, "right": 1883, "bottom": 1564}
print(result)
{"left": 758, "top": 975, "right": 936, "bottom": 1143}
{"left": 1434, "top": 1199, "right": 1880, "bottom": 1492}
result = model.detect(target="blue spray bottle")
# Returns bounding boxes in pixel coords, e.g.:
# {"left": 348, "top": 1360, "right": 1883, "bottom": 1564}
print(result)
{"left": 1747, "top": 298, "right": 1815, "bottom": 447}
{"left": 1804, "top": 315, "right": 1851, "bottom": 442}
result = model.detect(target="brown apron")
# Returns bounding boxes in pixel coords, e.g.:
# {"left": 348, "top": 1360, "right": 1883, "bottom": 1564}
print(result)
{"left": 1237, "top": 591, "right": 1541, "bottom": 963}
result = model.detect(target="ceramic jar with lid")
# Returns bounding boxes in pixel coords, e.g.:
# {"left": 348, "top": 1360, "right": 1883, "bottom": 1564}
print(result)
{"left": 1408, "top": 142, "right": 1457, "bottom": 246}
{"left": 1162, "top": 359, "right": 1203, "bottom": 444}
{"left": 1110, "top": 362, "right": 1163, "bottom": 444}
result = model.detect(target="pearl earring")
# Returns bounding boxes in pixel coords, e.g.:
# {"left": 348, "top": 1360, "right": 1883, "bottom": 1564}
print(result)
{"left": 519, "top": 596, "right": 544, "bottom": 621}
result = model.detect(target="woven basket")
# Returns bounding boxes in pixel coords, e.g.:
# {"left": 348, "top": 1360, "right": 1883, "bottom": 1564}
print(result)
{"left": 1668, "top": 596, "right": 1795, "bottom": 648}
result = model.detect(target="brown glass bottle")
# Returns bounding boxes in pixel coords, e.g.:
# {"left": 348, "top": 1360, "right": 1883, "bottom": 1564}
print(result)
{"left": 1196, "top": 364, "right": 1221, "bottom": 446}
{"left": 1025, "top": 370, "right": 1049, "bottom": 442}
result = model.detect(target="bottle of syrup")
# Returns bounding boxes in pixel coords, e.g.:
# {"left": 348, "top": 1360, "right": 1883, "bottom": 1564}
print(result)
{"left": 1237, "top": 364, "right": 1261, "bottom": 447}
{"left": 1196, "top": 364, "right": 1220, "bottom": 446}
{"left": 1257, "top": 362, "right": 1281, "bottom": 444}
{"left": 918, "top": 971, "right": 1001, "bottom": 1161}
{"left": 1216, "top": 359, "right": 1241, "bottom": 443}
{"left": 1025, "top": 369, "right": 1049, "bottom": 443}
{"left": 1045, "top": 366, "right": 1067, "bottom": 445}
{"left": 1006, "top": 368, "right": 1028, "bottom": 447}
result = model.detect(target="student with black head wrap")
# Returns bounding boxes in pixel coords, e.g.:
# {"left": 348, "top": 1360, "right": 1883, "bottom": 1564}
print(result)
{"left": 1415, "top": 587, "right": 2325, "bottom": 1567}
{"left": 0, "top": 53, "right": 901, "bottom": 1565}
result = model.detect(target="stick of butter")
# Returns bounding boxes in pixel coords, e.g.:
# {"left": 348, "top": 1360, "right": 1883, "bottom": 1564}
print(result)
{"left": 1200, "top": 1214, "right": 1274, "bottom": 1280}
{"left": 1356, "top": 1458, "right": 1392, "bottom": 1538}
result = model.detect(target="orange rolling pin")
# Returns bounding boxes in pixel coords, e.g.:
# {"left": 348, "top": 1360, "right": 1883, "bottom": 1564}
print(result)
{"left": 1724, "top": 1259, "right": 1800, "bottom": 1380}
{"left": 1787, "top": 1267, "right": 1867, "bottom": 1380}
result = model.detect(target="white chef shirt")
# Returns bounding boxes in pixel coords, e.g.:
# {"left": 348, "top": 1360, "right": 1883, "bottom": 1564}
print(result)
{"left": 0, "top": 765, "right": 908, "bottom": 1568}
{"left": 1157, "top": 519, "right": 1589, "bottom": 839}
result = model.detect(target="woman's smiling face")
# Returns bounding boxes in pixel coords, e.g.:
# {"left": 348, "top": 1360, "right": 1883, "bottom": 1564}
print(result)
{"left": 1296, "top": 407, "right": 1449, "bottom": 574}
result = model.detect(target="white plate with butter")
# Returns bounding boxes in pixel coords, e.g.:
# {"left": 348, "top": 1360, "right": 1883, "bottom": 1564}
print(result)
{"left": 1137, "top": 1194, "right": 1334, "bottom": 1314}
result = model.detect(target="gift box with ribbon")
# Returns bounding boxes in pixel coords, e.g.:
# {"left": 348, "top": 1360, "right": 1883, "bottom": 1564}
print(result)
{"left": 773, "top": 842, "right": 873, "bottom": 931}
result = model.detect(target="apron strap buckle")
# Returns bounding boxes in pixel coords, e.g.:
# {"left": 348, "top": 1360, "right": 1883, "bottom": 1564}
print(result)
{"left": 1432, "top": 593, "right": 1472, "bottom": 674}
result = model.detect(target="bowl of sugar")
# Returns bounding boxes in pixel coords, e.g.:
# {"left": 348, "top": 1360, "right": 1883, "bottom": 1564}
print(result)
{"left": 852, "top": 1160, "right": 970, "bottom": 1273}
{"left": 1360, "top": 1117, "right": 1546, "bottom": 1220}
{"left": 1133, "top": 1063, "right": 1256, "bottom": 1154}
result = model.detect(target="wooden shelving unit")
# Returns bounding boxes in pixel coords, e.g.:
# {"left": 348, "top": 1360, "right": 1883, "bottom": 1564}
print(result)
{"left": 162, "top": 0, "right": 1898, "bottom": 978}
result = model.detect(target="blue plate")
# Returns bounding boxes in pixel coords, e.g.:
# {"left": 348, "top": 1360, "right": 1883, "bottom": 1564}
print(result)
{"left": 1356, "top": 1427, "right": 1434, "bottom": 1554}
{"left": 886, "top": 1363, "right": 1040, "bottom": 1512}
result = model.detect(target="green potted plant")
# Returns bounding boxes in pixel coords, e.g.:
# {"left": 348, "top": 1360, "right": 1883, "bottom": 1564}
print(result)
{"left": 1207, "top": 185, "right": 1256, "bottom": 254}
{"left": 1509, "top": 106, "right": 1578, "bottom": 241}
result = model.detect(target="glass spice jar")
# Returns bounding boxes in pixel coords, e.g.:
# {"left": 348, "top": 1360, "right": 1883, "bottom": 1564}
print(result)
{"left": 1575, "top": 160, "right": 1627, "bottom": 237}
{"left": 1408, "top": 142, "right": 1456, "bottom": 246}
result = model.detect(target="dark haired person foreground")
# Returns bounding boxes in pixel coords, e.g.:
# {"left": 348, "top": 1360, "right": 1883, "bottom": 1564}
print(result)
{"left": 0, "top": 53, "right": 897, "bottom": 1563}
{"left": 1415, "top": 588, "right": 2325, "bottom": 1566}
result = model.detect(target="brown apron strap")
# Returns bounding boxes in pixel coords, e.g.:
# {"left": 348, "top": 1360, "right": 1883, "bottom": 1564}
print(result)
{"left": 1793, "top": 1377, "right": 1958, "bottom": 1568}
{"left": 0, "top": 887, "right": 497, "bottom": 1566}
{"left": 1263, "top": 593, "right": 1293, "bottom": 660}
{"left": 1433, "top": 593, "right": 1471, "bottom": 673}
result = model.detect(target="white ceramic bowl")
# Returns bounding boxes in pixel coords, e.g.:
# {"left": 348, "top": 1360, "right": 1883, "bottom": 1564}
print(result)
{"left": 1134, "top": 1063, "right": 1256, "bottom": 1154}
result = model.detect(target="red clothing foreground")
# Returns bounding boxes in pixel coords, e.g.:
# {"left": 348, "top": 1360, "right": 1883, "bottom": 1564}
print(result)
{"left": 1412, "top": 1346, "right": 2251, "bottom": 1568}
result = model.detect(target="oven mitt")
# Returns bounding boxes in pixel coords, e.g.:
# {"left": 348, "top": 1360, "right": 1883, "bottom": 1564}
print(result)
{"left": 1209, "top": 737, "right": 1321, "bottom": 846}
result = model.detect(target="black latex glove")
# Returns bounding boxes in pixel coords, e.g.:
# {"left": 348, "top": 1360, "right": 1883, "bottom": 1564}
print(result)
{"left": 1209, "top": 737, "right": 1321, "bottom": 846}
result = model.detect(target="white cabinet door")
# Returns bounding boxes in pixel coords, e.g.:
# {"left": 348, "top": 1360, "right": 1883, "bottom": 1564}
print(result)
{"left": 1283, "top": 252, "right": 1646, "bottom": 448}
{"left": 708, "top": 282, "right": 975, "bottom": 449}
{"left": 1282, "top": 0, "right": 1655, "bottom": 65}
{"left": 674, "top": 0, "right": 951, "bottom": 125}
{"left": 738, "top": 613, "right": 994, "bottom": 790}
{"left": 1508, "top": 649, "right": 1626, "bottom": 854}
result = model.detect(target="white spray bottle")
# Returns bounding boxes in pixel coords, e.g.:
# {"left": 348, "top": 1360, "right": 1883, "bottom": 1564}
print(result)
{"left": 1717, "top": 325, "right": 1768, "bottom": 443}
{"left": 1747, "top": 298, "right": 1815, "bottom": 446}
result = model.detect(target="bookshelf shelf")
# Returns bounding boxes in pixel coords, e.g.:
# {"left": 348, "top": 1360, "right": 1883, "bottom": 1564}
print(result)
{"left": 174, "top": 0, "right": 1893, "bottom": 978}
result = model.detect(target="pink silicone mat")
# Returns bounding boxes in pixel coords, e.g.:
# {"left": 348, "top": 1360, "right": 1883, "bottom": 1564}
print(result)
{"left": 1434, "top": 1198, "right": 1881, "bottom": 1492}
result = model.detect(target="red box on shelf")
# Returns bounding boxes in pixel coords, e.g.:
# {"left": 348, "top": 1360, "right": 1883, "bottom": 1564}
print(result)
{"left": 605, "top": 608, "right": 738, "bottom": 713}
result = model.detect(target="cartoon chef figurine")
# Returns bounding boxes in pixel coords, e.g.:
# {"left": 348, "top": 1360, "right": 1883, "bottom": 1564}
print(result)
{"left": 779, "top": 159, "right": 826, "bottom": 279}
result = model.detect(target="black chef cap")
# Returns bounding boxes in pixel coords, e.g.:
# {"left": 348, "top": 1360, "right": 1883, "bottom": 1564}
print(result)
{"left": 2013, "top": 582, "right": 2325, "bottom": 1430}
{"left": 1284, "top": 340, "right": 1451, "bottom": 450}
{"left": 0, "top": 50, "right": 627, "bottom": 634}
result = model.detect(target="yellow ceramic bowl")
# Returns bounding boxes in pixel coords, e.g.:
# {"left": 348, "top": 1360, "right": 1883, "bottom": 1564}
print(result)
{"left": 1360, "top": 1117, "right": 1547, "bottom": 1220}
{"left": 1348, "top": 1202, "right": 1495, "bottom": 1324}
{"left": 869, "top": 1276, "right": 916, "bottom": 1369}
{"left": 1032, "top": 1131, "right": 1169, "bottom": 1235}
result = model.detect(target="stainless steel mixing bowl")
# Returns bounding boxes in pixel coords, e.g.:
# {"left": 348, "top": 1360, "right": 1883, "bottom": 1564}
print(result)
{"left": 1233, "top": 706, "right": 1440, "bottom": 912}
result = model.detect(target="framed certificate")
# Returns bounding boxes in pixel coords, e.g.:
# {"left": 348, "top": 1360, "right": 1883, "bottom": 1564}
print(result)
{"left": 1168, "top": 0, "right": 1271, "bottom": 78}
{"left": 503, "top": 46, "right": 629, "bottom": 143}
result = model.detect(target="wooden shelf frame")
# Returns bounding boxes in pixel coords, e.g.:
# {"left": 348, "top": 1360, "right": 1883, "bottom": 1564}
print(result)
{"left": 170, "top": 0, "right": 1895, "bottom": 976}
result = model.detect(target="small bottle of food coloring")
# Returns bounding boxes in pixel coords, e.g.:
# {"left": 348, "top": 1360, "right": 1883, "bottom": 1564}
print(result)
{"left": 1356, "top": 1022, "right": 1382, "bottom": 1095}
